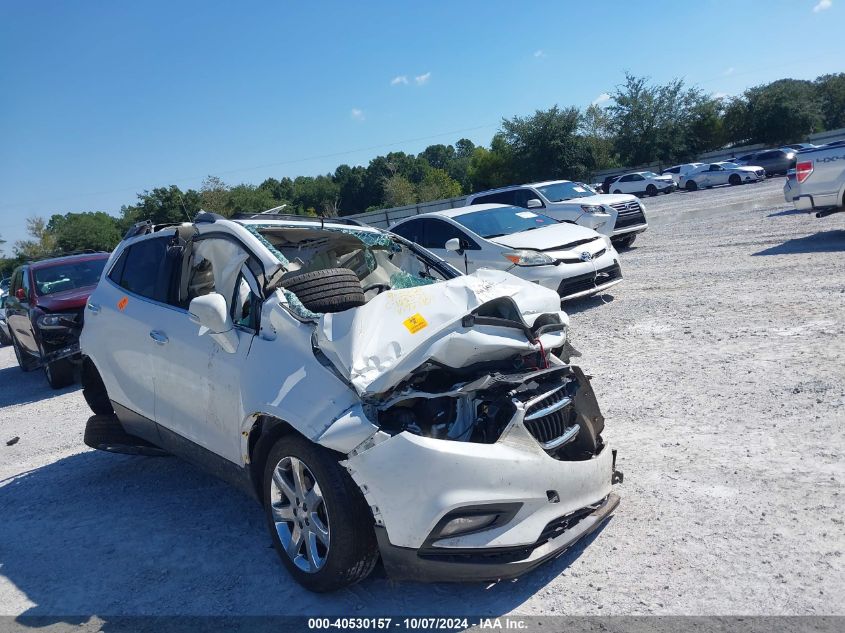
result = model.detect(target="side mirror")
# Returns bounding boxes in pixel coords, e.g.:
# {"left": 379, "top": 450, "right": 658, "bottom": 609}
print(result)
{"left": 188, "top": 293, "right": 238, "bottom": 353}
{"left": 526, "top": 198, "right": 543, "bottom": 209}
{"left": 16, "top": 288, "right": 26, "bottom": 301}
{"left": 444, "top": 237, "right": 462, "bottom": 252}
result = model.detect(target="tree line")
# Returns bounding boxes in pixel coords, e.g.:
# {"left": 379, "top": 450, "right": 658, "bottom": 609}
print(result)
{"left": 2, "top": 72, "right": 843, "bottom": 276}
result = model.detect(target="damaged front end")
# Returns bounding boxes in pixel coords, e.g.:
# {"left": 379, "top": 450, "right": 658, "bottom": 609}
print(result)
{"left": 308, "top": 272, "right": 621, "bottom": 581}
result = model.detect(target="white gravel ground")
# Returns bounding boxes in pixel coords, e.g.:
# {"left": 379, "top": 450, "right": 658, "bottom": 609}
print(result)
{"left": 1, "top": 177, "right": 843, "bottom": 618}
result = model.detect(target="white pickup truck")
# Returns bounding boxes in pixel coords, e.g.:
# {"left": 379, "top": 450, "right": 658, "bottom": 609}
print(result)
{"left": 784, "top": 143, "right": 845, "bottom": 218}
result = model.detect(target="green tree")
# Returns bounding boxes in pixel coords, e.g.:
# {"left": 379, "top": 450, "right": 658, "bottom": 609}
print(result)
{"left": 292, "top": 175, "right": 341, "bottom": 216}
{"left": 382, "top": 174, "right": 416, "bottom": 207}
{"left": 580, "top": 104, "right": 618, "bottom": 171}
{"left": 745, "top": 79, "right": 822, "bottom": 145}
{"left": 46, "top": 212, "right": 121, "bottom": 252}
{"left": 467, "top": 140, "right": 514, "bottom": 192}
{"left": 122, "top": 185, "right": 202, "bottom": 227}
{"left": 225, "top": 184, "right": 280, "bottom": 216}
{"left": 722, "top": 96, "right": 752, "bottom": 145}
{"left": 14, "top": 216, "right": 57, "bottom": 259}
{"left": 814, "top": 73, "right": 845, "bottom": 130}
{"left": 200, "top": 176, "right": 231, "bottom": 215}
{"left": 416, "top": 168, "right": 462, "bottom": 202}
{"left": 500, "top": 105, "right": 590, "bottom": 181}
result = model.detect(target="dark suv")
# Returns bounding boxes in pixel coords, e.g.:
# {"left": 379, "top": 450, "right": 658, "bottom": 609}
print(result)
{"left": 735, "top": 149, "right": 796, "bottom": 176}
{"left": 4, "top": 253, "right": 110, "bottom": 388}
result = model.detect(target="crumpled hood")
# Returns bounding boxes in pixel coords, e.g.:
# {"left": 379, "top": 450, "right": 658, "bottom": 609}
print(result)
{"left": 490, "top": 222, "right": 602, "bottom": 251}
{"left": 315, "top": 269, "right": 567, "bottom": 396}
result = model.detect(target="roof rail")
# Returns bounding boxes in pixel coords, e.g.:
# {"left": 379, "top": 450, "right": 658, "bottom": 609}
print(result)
{"left": 24, "top": 250, "right": 110, "bottom": 265}
{"left": 232, "top": 213, "right": 363, "bottom": 226}
{"left": 195, "top": 211, "right": 227, "bottom": 224}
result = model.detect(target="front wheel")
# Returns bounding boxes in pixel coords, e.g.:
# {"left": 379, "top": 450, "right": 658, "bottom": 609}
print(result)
{"left": 264, "top": 435, "right": 378, "bottom": 592}
{"left": 646, "top": 184, "right": 657, "bottom": 197}
{"left": 729, "top": 174, "right": 742, "bottom": 186}
{"left": 685, "top": 180, "right": 698, "bottom": 191}
{"left": 11, "top": 335, "right": 38, "bottom": 372}
{"left": 614, "top": 234, "right": 637, "bottom": 249}
{"left": 612, "top": 189, "right": 622, "bottom": 194}
{"left": 45, "top": 357, "right": 75, "bottom": 389}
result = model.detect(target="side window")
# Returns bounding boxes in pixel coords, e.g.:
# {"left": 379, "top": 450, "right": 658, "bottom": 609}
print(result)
{"left": 113, "top": 236, "right": 177, "bottom": 303}
{"left": 619, "top": 175, "right": 633, "bottom": 182}
{"left": 424, "top": 219, "right": 476, "bottom": 250}
{"left": 632, "top": 174, "right": 644, "bottom": 181}
{"left": 513, "top": 189, "right": 542, "bottom": 208}
{"left": 709, "top": 165, "right": 721, "bottom": 171}
{"left": 183, "top": 236, "right": 251, "bottom": 313}
{"left": 472, "top": 191, "right": 516, "bottom": 206}
{"left": 390, "top": 220, "right": 423, "bottom": 244}
{"left": 231, "top": 268, "right": 261, "bottom": 331}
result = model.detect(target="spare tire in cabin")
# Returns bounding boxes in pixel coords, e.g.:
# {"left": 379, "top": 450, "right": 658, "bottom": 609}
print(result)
{"left": 281, "top": 267, "right": 366, "bottom": 314}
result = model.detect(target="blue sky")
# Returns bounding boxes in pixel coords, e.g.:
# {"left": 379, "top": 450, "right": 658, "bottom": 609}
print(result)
{"left": 1, "top": 0, "right": 843, "bottom": 251}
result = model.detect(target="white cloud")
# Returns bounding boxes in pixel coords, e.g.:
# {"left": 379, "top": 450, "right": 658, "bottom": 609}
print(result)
{"left": 591, "top": 93, "right": 611, "bottom": 106}
{"left": 390, "top": 75, "right": 408, "bottom": 86}
{"left": 533, "top": 49, "right": 545, "bottom": 58}
{"left": 712, "top": 91, "right": 729, "bottom": 100}
{"left": 724, "top": 67, "right": 735, "bottom": 75}
{"left": 414, "top": 72, "right": 431, "bottom": 86}
{"left": 350, "top": 108, "right": 365, "bottom": 121}
{"left": 813, "top": 0, "right": 832, "bottom": 12}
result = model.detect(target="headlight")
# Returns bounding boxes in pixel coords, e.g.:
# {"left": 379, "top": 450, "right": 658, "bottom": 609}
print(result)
{"left": 502, "top": 250, "right": 555, "bottom": 266}
{"left": 37, "top": 313, "right": 78, "bottom": 329}
{"left": 580, "top": 204, "right": 605, "bottom": 214}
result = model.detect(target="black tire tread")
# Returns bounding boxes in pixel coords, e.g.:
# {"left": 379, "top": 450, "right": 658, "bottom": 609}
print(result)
{"left": 281, "top": 268, "right": 365, "bottom": 314}
{"left": 45, "top": 358, "right": 75, "bottom": 389}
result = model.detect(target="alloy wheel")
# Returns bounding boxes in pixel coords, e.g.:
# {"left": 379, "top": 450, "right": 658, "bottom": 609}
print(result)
{"left": 270, "top": 455, "right": 330, "bottom": 573}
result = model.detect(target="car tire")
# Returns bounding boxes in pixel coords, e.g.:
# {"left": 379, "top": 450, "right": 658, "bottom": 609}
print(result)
{"left": 685, "top": 180, "right": 698, "bottom": 191}
{"left": 11, "top": 334, "right": 38, "bottom": 372}
{"left": 729, "top": 174, "right": 742, "bottom": 186}
{"left": 615, "top": 234, "right": 636, "bottom": 249}
{"left": 0, "top": 326, "right": 10, "bottom": 347}
{"left": 82, "top": 358, "right": 115, "bottom": 415}
{"left": 83, "top": 414, "right": 169, "bottom": 456}
{"left": 612, "top": 189, "right": 622, "bottom": 194}
{"left": 646, "top": 184, "right": 657, "bottom": 197}
{"left": 263, "top": 434, "right": 378, "bottom": 592}
{"left": 44, "top": 357, "right": 75, "bottom": 389}
{"left": 281, "top": 268, "right": 366, "bottom": 314}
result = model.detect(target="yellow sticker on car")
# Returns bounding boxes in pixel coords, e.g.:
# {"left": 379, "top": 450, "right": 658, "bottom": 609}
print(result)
{"left": 403, "top": 313, "right": 428, "bottom": 334}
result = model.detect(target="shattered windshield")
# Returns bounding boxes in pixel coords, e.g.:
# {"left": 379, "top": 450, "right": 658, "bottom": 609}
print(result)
{"left": 253, "top": 224, "right": 457, "bottom": 296}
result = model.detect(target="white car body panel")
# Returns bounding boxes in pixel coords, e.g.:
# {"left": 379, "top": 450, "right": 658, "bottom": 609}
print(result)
{"left": 345, "top": 423, "right": 614, "bottom": 549}
{"left": 785, "top": 145, "right": 845, "bottom": 213}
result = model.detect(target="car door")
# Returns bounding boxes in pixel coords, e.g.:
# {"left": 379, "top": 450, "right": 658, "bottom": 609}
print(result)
{"left": 150, "top": 234, "right": 258, "bottom": 465}
{"left": 5, "top": 269, "right": 35, "bottom": 353}
{"left": 418, "top": 218, "right": 485, "bottom": 273}
{"left": 86, "top": 234, "right": 175, "bottom": 439}
{"left": 709, "top": 164, "right": 728, "bottom": 185}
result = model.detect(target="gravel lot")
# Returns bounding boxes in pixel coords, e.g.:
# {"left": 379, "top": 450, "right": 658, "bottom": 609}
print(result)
{"left": 1, "top": 177, "right": 843, "bottom": 619}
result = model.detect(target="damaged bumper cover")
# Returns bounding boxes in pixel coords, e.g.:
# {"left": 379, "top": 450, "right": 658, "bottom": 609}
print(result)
{"left": 375, "top": 493, "right": 619, "bottom": 582}
{"left": 344, "top": 364, "right": 621, "bottom": 582}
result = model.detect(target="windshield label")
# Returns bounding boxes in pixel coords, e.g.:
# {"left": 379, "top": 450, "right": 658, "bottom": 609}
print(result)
{"left": 516, "top": 211, "right": 538, "bottom": 219}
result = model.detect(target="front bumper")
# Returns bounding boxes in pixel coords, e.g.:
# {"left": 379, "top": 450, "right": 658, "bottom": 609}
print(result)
{"left": 508, "top": 251, "right": 622, "bottom": 301}
{"left": 375, "top": 492, "right": 619, "bottom": 582}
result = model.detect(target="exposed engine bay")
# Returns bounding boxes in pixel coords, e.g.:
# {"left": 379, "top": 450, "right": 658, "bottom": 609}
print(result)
{"left": 372, "top": 362, "right": 604, "bottom": 462}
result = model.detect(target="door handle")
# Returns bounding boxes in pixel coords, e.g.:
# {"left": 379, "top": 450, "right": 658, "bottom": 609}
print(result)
{"left": 87, "top": 302, "right": 101, "bottom": 314}
{"left": 149, "top": 330, "right": 169, "bottom": 345}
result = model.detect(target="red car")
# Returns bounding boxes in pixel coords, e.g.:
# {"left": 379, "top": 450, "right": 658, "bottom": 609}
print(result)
{"left": 4, "top": 252, "right": 110, "bottom": 388}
